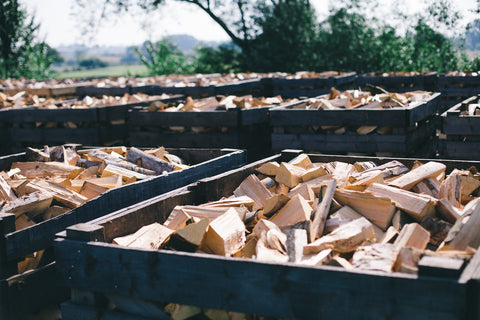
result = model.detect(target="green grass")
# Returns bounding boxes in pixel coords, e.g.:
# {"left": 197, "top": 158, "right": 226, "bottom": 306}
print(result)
{"left": 55, "top": 64, "right": 149, "bottom": 79}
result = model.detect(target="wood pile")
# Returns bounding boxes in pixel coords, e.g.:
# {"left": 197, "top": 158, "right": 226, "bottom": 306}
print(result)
{"left": 114, "top": 154, "right": 480, "bottom": 278}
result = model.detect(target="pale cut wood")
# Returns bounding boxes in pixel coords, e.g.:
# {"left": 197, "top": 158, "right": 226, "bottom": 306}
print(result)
{"left": 285, "top": 228, "right": 308, "bottom": 263}
{"left": 326, "top": 256, "right": 354, "bottom": 270}
{"left": 255, "top": 235, "right": 289, "bottom": 263}
{"left": 345, "top": 170, "right": 384, "bottom": 191}
{"left": 167, "top": 304, "right": 201, "bottom": 320}
{"left": 175, "top": 205, "right": 248, "bottom": 222}
{"left": 42, "top": 205, "right": 70, "bottom": 220}
{"left": 303, "top": 217, "right": 375, "bottom": 254}
{"left": 287, "top": 183, "right": 315, "bottom": 201}
{"left": 440, "top": 200, "right": 480, "bottom": 251}
{"left": 412, "top": 177, "right": 440, "bottom": 198}
{"left": 163, "top": 208, "right": 191, "bottom": 230}
{"left": 202, "top": 208, "right": 246, "bottom": 256}
{"left": 275, "top": 162, "right": 306, "bottom": 188}
{"left": 438, "top": 170, "right": 462, "bottom": 208}
{"left": 7, "top": 179, "right": 28, "bottom": 197}
{"left": 356, "top": 126, "right": 377, "bottom": 135}
{"left": 252, "top": 218, "right": 283, "bottom": 238}
{"left": 1, "top": 191, "right": 53, "bottom": 217}
{"left": 393, "top": 247, "right": 423, "bottom": 274}
{"left": 420, "top": 216, "right": 451, "bottom": 247}
{"left": 331, "top": 162, "right": 354, "bottom": 188}
{"left": 79, "top": 181, "right": 109, "bottom": 200}
{"left": 301, "top": 166, "right": 328, "bottom": 182}
{"left": 270, "top": 195, "right": 312, "bottom": 228}
{"left": 0, "top": 175, "right": 17, "bottom": 202}
{"left": 300, "top": 249, "right": 333, "bottom": 266}
{"left": 388, "top": 161, "right": 446, "bottom": 190}
{"left": 113, "top": 222, "right": 173, "bottom": 249}
{"left": 381, "top": 226, "right": 399, "bottom": 244}
{"left": 366, "top": 183, "right": 436, "bottom": 222}
{"left": 64, "top": 147, "right": 80, "bottom": 166}
{"left": 351, "top": 243, "right": 399, "bottom": 273}
{"left": 233, "top": 236, "right": 258, "bottom": 259}
{"left": 310, "top": 179, "right": 337, "bottom": 242}
{"left": 89, "top": 149, "right": 155, "bottom": 176}
{"left": 393, "top": 223, "right": 430, "bottom": 250}
{"left": 334, "top": 188, "right": 395, "bottom": 230}
{"left": 276, "top": 183, "right": 290, "bottom": 195}
{"left": 437, "top": 198, "right": 461, "bottom": 224}
{"left": 265, "top": 228, "right": 287, "bottom": 253}
{"left": 170, "top": 218, "right": 209, "bottom": 251}
{"left": 25, "top": 147, "right": 50, "bottom": 162}
{"left": 126, "top": 147, "right": 175, "bottom": 174}
{"left": 200, "top": 196, "right": 255, "bottom": 211}
{"left": 255, "top": 161, "right": 280, "bottom": 176}
{"left": 17, "top": 249, "right": 44, "bottom": 274}
{"left": 78, "top": 146, "right": 127, "bottom": 156}
{"left": 12, "top": 161, "right": 83, "bottom": 179}
{"left": 84, "top": 176, "right": 122, "bottom": 189}
{"left": 353, "top": 161, "right": 377, "bottom": 173}
{"left": 263, "top": 194, "right": 290, "bottom": 217}
{"left": 288, "top": 154, "right": 313, "bottom": 170}
{"left": 351, "top": 160, "right": 409, "bottom": 180}
{"left": 101, "top": 164, "right": 144, "bottom": 183}
{"left": 15, "top": 213, "right": 36, "bottom": 231}
{"left": 74, "top": 166, "right": 98, "bottom": 180}
{"left": 233, "top": 174, "right": 272, "bottom": 210}
{"left": 28, "top": 180, "right": 88, "bottom": 209}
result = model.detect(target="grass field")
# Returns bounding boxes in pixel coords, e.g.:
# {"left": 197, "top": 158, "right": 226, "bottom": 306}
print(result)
{"left": 55, "top": 64, "right": 149, "bottom": 79}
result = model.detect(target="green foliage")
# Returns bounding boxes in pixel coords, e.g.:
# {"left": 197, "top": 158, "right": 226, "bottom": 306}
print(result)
{"left": 135, "top": 39, "right": 193, "bottom": 75}
{"left": 78, "top": 58, "right": 108, "bottom": 69}
{"left": 193, "top": 44, "right": 241, "bottom": 74}
{"left": 0, "top": 0, "right": 54, "bottom": 79}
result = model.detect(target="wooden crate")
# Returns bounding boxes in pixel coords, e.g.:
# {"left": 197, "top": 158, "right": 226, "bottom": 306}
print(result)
{"left": 440, "top": 95, "right": 480, "bottom": 160}
{"left": 55, "top": 151, "right": 480, "bottom": 320}
{"left": 75, "top": 86, "right": 131, "bottom": 98}
{"left": 131, "top": 84, "right": 216, "bottom": 99}
{"left": 0, "top": 147, "right": 245, "bottom": 319}
{"left": 270, "top": 93, "right": 441, "bottom": 157}
{"left": 438, "top": 75, "right": 480, "bottom": 112}
{"left": 356, "top": 72, "right": 438, "bottom": 93}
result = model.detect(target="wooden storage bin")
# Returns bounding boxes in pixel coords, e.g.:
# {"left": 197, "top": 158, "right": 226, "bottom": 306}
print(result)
{"left": 0, "top": 147, "right": 245, "bottom": 319}
{"left": 270, "top": 92, "right": 441, "bottom": 157}
{"left": 55, "top": 151, "right": 480, "bottom": 320}
{"left": 440, "top": 95, "right": 480, "bottom": 160}
{"left": 356, "top": 72, "right": 438, "bottom": 93}
{"left": 438, "top": 74, "right": 480, "bottom": 112}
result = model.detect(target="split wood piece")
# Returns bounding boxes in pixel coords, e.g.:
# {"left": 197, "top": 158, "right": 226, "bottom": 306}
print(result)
{"left": 0, "top": 176, "right": 17, "bottom": 202}
{"left": 356, "top": 126, "right": 377, "bottom": 135}
{"left": 351, "top": 160, "right": 409, "bottom": 181}
{"left": 261, "top": 177, "right": 276, "bottom": 190}
{"left": 438, "top": 170, "right": 462, "bottom": 208}
{"left": 255, "top": 161, "right": 280, "bottom": 176}
{"left": 457, "top": 170, "right": 480, "bottom": 197}
{"left": 253, "top": 218, "right": 283, "bottom": 238}
{"left": 169, "top": 218, "right": 209, "bottom": 252}
{"left": 276, "top": 183, "right": 290, "bottom": 195}
{"left": 79, "top": 181, "right": 109, "bottom": 200}
{"left": 1, "top": 191, "right": 53, "bottom": 218}
{"left": 351, "top": 243, "right": 399, "bottom": 273}
{"left": 334, "top": 188, "right": 395, "bottom": 230}
{"left": 4, "top": 168, "right": 21, "bottom": 179}
{"left": 144, "top": 146, "right": 167, "bottom": 160}
{"left": 287, "top": 183, "right": 316, "bottom": 201}
{"left": 331, "top": 162, "right": 354, "bottom": 188}
{"left": 28, "top": 180, "right": 88, "bottom": 209}
{"left": 263, "top": 194, "right": 290, "bottom": 217}
{"left": 285, "top": 228, "right": 308, "bottom": 263}
{"left": 388, "top": 161, "right": 446, "bottom": 191}
{"left": 304, "top": 217, "right": 376, "bottom": 255}
{"left": 440, "top": 200, "right": 480, "bottom": 251}
{"left": 300, "top": 249, "right": 333, "bottom": 266}
{"left": 166, "top": 304, "right": 202, "bottom": 320}
{"left": 288, "top": 154, "right": 313, "bottom": 170}
{"left": 366, "top": 183, "right": 436, "bottom": 222}
{"left": 275, "top": 162, "right": 306, "bottom": 188}
{"left": 7, "top": 179, "right": 28, "bottom": 197}
{"left": 77, "top": 146, "right": 128, "bottom": 157}
{"left": 325, "top": 206, "right": 384, "bottom": 243}
{"left": 18, "top": 249, "right": 44, "bottom": 274}
{"left": 345, "top": 170, "right": 384, "bottom": 191}
{"left": 270, "top": 195, "right": 312, "bottom": 228}
{"left": 234, "top": 236, "right": 258, "bottom": 259}
{"left": 25, "top": 147, "right": 50, "bottom": 162}
{"left": 381, "top": 226, "right": 399, "bottom": 244}
{"left": 325, "top": 256, "right": 354, "bottom": 270}
{"left": 412, "top": 177, "right": 440, "bottom": 198}
{"left": 202, "top": 208, "right": 246, "bottom": 256}
{"left": 301, "top": 166, "right": 328, "bottom": 182}
{"left": 393, "top": 247, "right": 424, "bottom": 274}
{"left": 353, "top": 161, "right": 377, "bottom": 173}
{"left": 233, "top": 174, "right": 272, "bottom": 211}
{"left": 437, "top": 198, "right": 461, "bottom": 224}
{"left": 393, "top": 223, "right": 430, "bottom": 250}
{"left": 310, "top": 179, "right": 337, "bottom": 242}
{"left": 12, "top": 161, "right": 83, "bottom": 179}
{"left": 163, "top": 208, "right": 191, "bottom": 230}
{"left": 421, "top": 217, "right": 452, "bottom": 247}
{"left": 74, "top": 166, "right": 98, "bottom": 180}
{"left": 126, "top": 147, "right": 175, "bottom": 175}
{"left": 113, "top": 222, "right": 174, "bottom": 250}
{"left": 101, "top": 164, "right": 146, "bottom": 183}
{"left": 42, "top": 205, "right": 70, "bottom": 220}
{"left": 84, "top": 176, "right": 123, "bottom": 189}
{"left": 89, "top": 150, "right": 155, "bottom": 176}
{"left": 200, "top": 196, "right": 255, "bottom": 211}
{"left": 64, "top": 147, "right": 81, "bottom": 166}
{"left": 255, "top": 231, "right": 289, "bottom": 263}
{"left": 174, "top": 205, "right": 248, "bottom": 222}
{"left": 15, "top": 213, "right": 36, "bottom": 231}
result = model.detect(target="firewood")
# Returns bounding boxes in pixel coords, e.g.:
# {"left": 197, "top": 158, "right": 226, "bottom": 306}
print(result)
{"left": 440, "top": 200, "right": 480, "bottom": 251}
{"left": 288, "top": 154, "right": 313, "bottom": 169}
{"left": 366, "top": 183, "right": 436, "bottom": 222}
{"left": 233, "top": 236, "right": 258, "bottom": 258}
{"left": 25, "top": 147, "right": 50, "bottom": 162}
{"left": 303, "top": 217, "right": 376, "bottom": 254}
{"left": 301, "top": 166, "right": 328, "bottom": 182}
{"left": 15, "top": 214, "right": 36, "bottom": 230}
{"left": 163, "top": 208, "right": 191, "bottom": 230}
{"left": 351, "top": 160, "right": 409, "bottom": 180}
{"left": 345, "top": 170, "right": 384, "bottom": 191}
{"left": 0, "top": 176, "right": 17, "bottom": 202}
{"left": 388, "top": 161, "right": 446, "bottom": 191}
{"left": 200, "top": 196, "right": 255, "bottom": 211}
{"left": 285, "top": 228, "right": 308, "bottom": 263}
{"left": 420, "top": 216, "right": 452, "bottom": 247}
{"left": 166, "top": 304, "right": 201, "bottom": 320}
{"left": 300, "top": 249, "right": 333, "bottom": 266}
{"left": 7, "top": 179, "right": 28, "bottom": 197}
{"left": 393, "top": 223, "right": 430, "bottom": 250}
{"left": 393, "top": 247, "right": 423, "bottom": 274}
{"left": 74, "top": 166, "right": 98, "bottom": 180}
{"left": 42, "top": 205, "right": 70, "bottom": 220}
{"left": 436, "top": 198, "right": 461, "bottom": 224}
{"left": 412, "top": 177, "right": 440, "bottom": 198}
{"left": 175, "top": 205, "right": 248, "bottom": 222}
{"left": 113, "top": 222, "right": 173, "bottom": 249}
{"left": 27, "top": 180, "right": 88, "bottom": 209}
{"left": 253, "top": 218, "right": 282, "bottom": 238}
{"left": 202, "top": 208, "right": 246, "bottom": 256}
{"left": 263, "top": 194, "right": 290, "bottom": 217}
{"left": 169, "top": 218, "right": 209, "bottom": 252}
{"left": 270, "top": 195, "right": 312, "bottom": 228}
{"left": 18, "top": 249, "right": 44, "bottom": 274}
{"left": 438, "top": 170, "right": 462, "bottom": 208}
{"left": 126, "top": 147, "right": 175, "bottom": 175}
{"left": 275, "top": 162, "right": 306, "bottom": 188}
{"left": 331, "top": 162, "right": 354, "bottom": 188}
{"left": 260, "top": 177, "right": 275, "bottom": 190}
{"left": 310, "top": 179, "right": 337, "bottom": 242}
{"left": 233, "top": 174, "right": 272, "bottom": 211}
{"left": 255, "top": 161, "right": 280, "bottom": 176}
{"left": 276, "top": 183, "right": 290, "bottom": 195}
{"left": 326, "top": 256, "right": 354, "bottom": 269}
{"left": 84, "top": 176, "right": 123, "bottom": 189}
{"left": 79, "top": 181, "right": 109, "bottom": 200}
{"left": 12, "top": 161, "right": 83, "bottom": 179}
{"left": 101, "top": 164, "right": 145, "bottom": 183}
{"left": 89, "top": 150, "right": 155, "bottom": 176}
{"left": 255, "top": 231, "right": 289, "bottom": 263}
{"left": 287, "top": 183, "right": 316, "bottom": 201}
{"left": 1, "top": 191, "right": 53, "bottom": 217}
{"left": 334, "top": 188, "right": 396, "bottom": 230}
{"left": 381, "top": 226, "right": 399, "bottom": 244}
{"left": 351, "top": 243, "right": 399, "bottom": 273}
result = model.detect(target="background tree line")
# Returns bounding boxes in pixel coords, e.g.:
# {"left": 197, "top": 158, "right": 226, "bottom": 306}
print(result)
{"left": 2, "top": 0, "right": 480, "bottom": 79}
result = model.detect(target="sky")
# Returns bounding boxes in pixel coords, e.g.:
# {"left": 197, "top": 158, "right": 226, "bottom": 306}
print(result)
{"left": 22, "top": 0, "right": 478, "bottom": 48}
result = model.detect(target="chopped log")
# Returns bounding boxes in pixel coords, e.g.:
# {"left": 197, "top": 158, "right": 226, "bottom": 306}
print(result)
{"left": 1, "top": 191, "right": 53, "bottom": 218}
{"left": 288, "top": 154, "right": 313, "bottom": 170}
{"left": 381, "top": 226, "right": 399, "bottom": 244}
{"left": 388, "top": 161, "right": 446, "bottom": 191}
{"left": 200, "top": 196, "right": 255, "bottom": 211}
{"left": 276, "top": 183, "right": 290, "bottom": 195}
{"left": 457, "top": 170, "right": 480, "bottom": 197}
{"left": 0, "top": 176, "right": 17, "bottom": 202}
{"left": 300, "top": 249, "right": 333, "bottom": 266}
{"left": 89, "top": 149, "right": 155, "bottom": 176}
{"left": 25, "top": 147, "right": 50, "bottom": 162}
{"left": 353, "top": 161, "right": 377, "bottom": 173}
{"left": 270, "top": 195, "right": 312, "bottom": 228}
{"left": 164, "top": 153, "right": 184, "bottom": 166}
{"left": 74, "top": 166, "right": 98, "bottom": 180}
{"left": 310, "top": 179, "right": 337, "bottom": 242}
{"left": 233, "top": 174, "right": 272, "bottom": 210}
{"left": 412, "top": 177, "right": 440, "bottom": 198}
{"left": 255, "top": 232, "right": 289, "bottom": 263}
{"left": 79, "top": 181, "right": 109, "bottom": 200}
{"left": 164, "top": 208, "right": 191, "bottom": 230}
{"left": 260, "top": 177, "right": 276, "bottom": 190}
{"left": 102, "top": 159, "right": 155, "bottom": 176}
{"left": 263, "top": 194, "right": 290, "bottom": 217}
{"left": 287, "top": 183, "right": 315, "bottom": 201}
{"left": 42, "top": 205, "right": 70, "bottom": 220}
{"left": 233, "top": 236, "right": 258, "bottom": 259}
{"left": 326, "top": 256, "right": 354, "bottom": 270}
{"left": 202, "top": 208, "right": 246, "bottom": 256}
{"left": 126, "top": 147, "right": 175, "bottom": 174}
{"left": 351, "top": 160, "right": 409, "bottom": 180}
{"left": 27, "top": 180, "right": 88, "bottom": 209}
{"left": 285, "top": 228, "right": 308, "bottom": 263}
{"left": 393, "top": 247, "right": 423, "bottom": 274}
{"left": 345, "top": 170, "right": 384, "bottom": 191}
{"left": 84, "top": 176, "right": 123, "bottom": 189}
{"left": 7, "top": 179, "right": 28, "bottom": 197}
{"left": 166, "top": 304, "right": 201, "bottom": 320}
{"left": 334, "top": 188, "right": 395, "bottom": 230}
{"left": 331, "top": 162, "right": 354, "bottom": 188}
{"left": 12, "top": 161, "right": 83, "bottom": 179}
{"left": 265, "top": 228, "right": 287, "bottom": 254}
{"left": 169, "top": 218, "right": 209, "bottom": 252}
{"left": 393, "top": 223, "right": 430, "bottom": 250}
{"left": 64, "top": 147, "right": 80, "bottom": 166}
{"left": 366, "top": 183, "right": 436, "bottom": 222}
{"left": 18, "top": 250, "right": 44, "bottom": 274}
{"left": 175, "top": 205, "right": 248, "bottom": 222}
{"left": 421, "top": 216, "right": 452, "bottom": 247}
{"left": 301, "top": 166, "right": 328, "bottom": 182}
{"left": 275, "top": 162, "right": 306, "bottom": 188}
{"left": 112, "top": 222, "right": 173, "bottom": 249}
{"left": 436, "top": 198, "right": 461, "bottom": 224}
{"left": 356, "top": 126, "right": 377, "bottom": 135}
{"left": 255, "top": 161, "right": 280, "bottom": 176}
{"left": 438, "top": 170, "right": 462, "bottom": 208}
{"left": 440, "top": 200, "right": 480, "bottom": 251}
{"left": 303, "top": 217, "right": 375, "bottom": 254}
{"left": 15, "top": 214, "right": 36, "bottom": 231}
{"left": 101, "top": 164, "right": 146, "bottom": 183}
{"left": 253, "top": 218, "right": 283, "bottom": 238}
{"left": 351, "top": 243, "right": 399, "bottom": 273}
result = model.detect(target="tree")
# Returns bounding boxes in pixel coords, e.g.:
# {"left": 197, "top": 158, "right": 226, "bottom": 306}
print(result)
{"left": 0, "top": 0, "right": 54, "bottom": 79}
{"left": 135, "top": 39, "right": 193, "bottom": 75}
{"left": 193, "top": 43, "right": 241, "bottom": 74}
